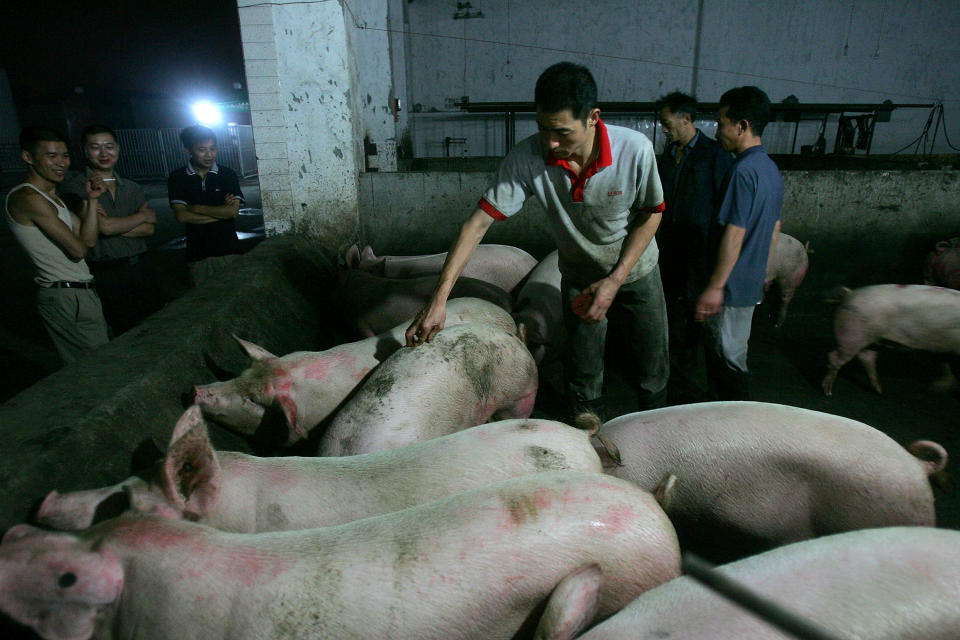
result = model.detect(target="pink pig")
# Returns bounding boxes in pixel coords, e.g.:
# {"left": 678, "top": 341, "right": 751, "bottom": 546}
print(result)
{"left": 600, "top": 401, "right": 945, "bottom": 562}
{"left": 193, "top": 297, "right": 516, "bottom": 441}
{"left": 318, "top": 322, "right": 538, "bottom": 455}
{"left": 578, "top": 526, "right": 960, "bottom": 640}
{"left": 337, "top": 266, "right": 513, "bottom": 337}
{"left": 1, "top": 472, "right": 680, "bottom": 640}
{"left": 763, "top": 232, "right": 810, "bottom": 327}
{"left": 36, "top": 406, "right": 603, "bottom": 533}
{"left": 822, "top": 284, "right": 960, "bottom": 396}
{"left": 346, "top": 243, "right": 537, "bottom": 293}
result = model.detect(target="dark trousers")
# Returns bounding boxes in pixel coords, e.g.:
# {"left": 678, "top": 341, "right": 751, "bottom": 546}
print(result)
{"left": 89, "top": 254, "right": 166, "bottom": 336}
{"left": 561, "top": 266, "right": 670, "bottom": 412}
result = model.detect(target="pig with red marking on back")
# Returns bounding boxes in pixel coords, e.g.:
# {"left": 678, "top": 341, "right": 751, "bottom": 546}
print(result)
{"left": 35, "top": 406, "right": 604, "bottom": 534}
{"left": 1, "top": 471, "right": 681, "bottom": 640}
{"left": 193, "top": 297, "right": 516, "bottom": 443}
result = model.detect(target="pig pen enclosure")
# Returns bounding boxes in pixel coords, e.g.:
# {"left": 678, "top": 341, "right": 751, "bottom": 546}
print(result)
{"left": 1, "top": 167, "right": 959, "bottom": 637}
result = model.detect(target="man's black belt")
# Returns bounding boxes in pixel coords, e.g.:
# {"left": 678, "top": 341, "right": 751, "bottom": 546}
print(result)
{"left": 44, "top": 281, "right": 96, "bottom": 289}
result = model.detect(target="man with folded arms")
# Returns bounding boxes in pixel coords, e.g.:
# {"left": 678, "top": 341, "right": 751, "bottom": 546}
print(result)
{"left": 5, "top": 127, "right": 108, "bottom": 364}
{"left": 60, "top": 124, "right": 163, "bottom": 335}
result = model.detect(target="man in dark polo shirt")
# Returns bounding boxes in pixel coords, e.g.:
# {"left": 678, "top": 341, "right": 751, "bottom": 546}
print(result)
{"left": 60, "top": 124, "right": 164, "bottom": 336}
{"left": 695, "top": 86, "right": 783, "bottom": 400}
{"left": 167, "top": 125, "right": 243, "bottom": 286}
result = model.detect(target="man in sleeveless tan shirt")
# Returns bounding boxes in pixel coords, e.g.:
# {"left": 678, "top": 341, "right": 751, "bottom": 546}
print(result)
{"left": 5, "top": 127, "right": 109, "bottom": 364}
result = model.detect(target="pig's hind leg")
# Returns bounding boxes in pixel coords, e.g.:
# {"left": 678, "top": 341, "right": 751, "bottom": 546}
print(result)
{"left": 855, "top": 349, "right": 882, "bottom": 394}
{"left": 531, "top": 564, "right": 603, "bottom": 640}
{"left": 822, "top": 310, "right": 876, "bottom": 396}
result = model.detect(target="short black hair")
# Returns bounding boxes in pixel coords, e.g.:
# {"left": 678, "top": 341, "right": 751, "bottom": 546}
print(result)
{"left": 19, "top": 126, "right": 67, "bottom": 154}
{"left": 657, "top": 91, "right": 698, "bottom": 120}
{"left": 180, "top": 125, "right": 217, "bottom": 149}
{"left": 80, "top": 124, "right": 118, "bottom": 147}
{"left": 534, "top": 62, "right": 598, "bottom": 123}
{"left": 719, "top": 86, "right": 773, "bottom": 136}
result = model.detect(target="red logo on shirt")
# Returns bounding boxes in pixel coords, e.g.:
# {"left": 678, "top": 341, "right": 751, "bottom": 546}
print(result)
{"left": 608, "top": 190, "right": 622, "bottom": 196}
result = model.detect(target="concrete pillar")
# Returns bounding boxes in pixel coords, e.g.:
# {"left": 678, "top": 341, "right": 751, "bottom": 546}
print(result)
{"left": 237, "top": 0, "right": 364, "bottom": 243}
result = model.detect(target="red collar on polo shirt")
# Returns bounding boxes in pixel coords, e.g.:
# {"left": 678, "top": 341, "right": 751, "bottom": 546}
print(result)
{"left": 545, "top": 118, "right": 613, "bottom": 202}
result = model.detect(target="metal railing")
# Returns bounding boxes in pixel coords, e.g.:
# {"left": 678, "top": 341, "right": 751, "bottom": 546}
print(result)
{"left": 114, "top": 125, "right": 258, "bottom": 181}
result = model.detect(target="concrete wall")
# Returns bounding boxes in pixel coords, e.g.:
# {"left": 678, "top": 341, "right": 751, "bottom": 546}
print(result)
{"left": 358, "top": 168, "right": 960, "bottom": 295}
{"left": 403, "top": 0, "right": 960, "bottom": 157}
{"left": 238, "top": 0, "right": 364, "bottom": 242}
{"left": 0, "top": 237, "right": 337, "bottom": 531}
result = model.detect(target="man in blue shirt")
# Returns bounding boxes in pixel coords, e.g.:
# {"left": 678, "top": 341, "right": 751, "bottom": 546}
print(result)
{"left": 695, "top": 86, "right": 783, "bottom": 400}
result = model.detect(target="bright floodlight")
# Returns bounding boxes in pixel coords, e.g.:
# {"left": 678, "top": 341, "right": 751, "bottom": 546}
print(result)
{"left": 192, "top": 101, "right": 222, "bottom": 125}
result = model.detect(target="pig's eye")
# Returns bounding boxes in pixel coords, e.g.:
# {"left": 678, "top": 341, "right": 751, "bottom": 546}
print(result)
{"left": 58, "top": 572, "right": 77, "bottom": 588}
{"left": 181, "top": 462, "right": 195, "bottom": 474}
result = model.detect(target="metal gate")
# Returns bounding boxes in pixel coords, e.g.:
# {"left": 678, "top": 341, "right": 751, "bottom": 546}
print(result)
{"left": 114, "top": 125, "right": 258, "bottom": 181}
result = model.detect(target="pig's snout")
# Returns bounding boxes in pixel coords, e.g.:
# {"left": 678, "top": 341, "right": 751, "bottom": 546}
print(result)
{"left": 193, "top": 385, "right": 225, "bottom": 409}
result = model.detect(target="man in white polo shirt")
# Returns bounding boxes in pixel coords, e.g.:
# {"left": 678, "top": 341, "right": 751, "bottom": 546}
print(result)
{"left": 406, "top": 61, "right": 669, "bottom": 422}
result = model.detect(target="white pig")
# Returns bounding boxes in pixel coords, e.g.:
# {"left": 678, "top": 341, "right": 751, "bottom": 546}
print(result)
{"left": 821, "top": 284, "right": 960, "bottom": 396}
{"left": 577, "top": 526, "right": 960, "bottom": 640}
{"left": 319, "top": 322, "right": 539, "bottom": 455}
{"left": 193, "top": 297, "right": 516, "bottom": 440}
{"left": 346, "top": 243, "right": 538, "bottom": 293}
{"left": 601, "top": 401, "right": 945, "bottom": 562}
{"left": 0, "top": 471, "right": 681, "bottom": 640}
{"left": 763, "top": 232, "right": 810, "bottom": 327}
{"left": 36, "top": 406, "right": 602, "bottom": 533}
{"left": 336, "top": 267, "right": 514, "bottom": 337}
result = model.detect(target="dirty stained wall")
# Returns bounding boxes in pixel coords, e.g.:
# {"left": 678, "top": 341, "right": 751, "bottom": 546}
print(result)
{"left": 238, "top": 0, "right": 363, "bottom": 243}
{"left": 358, "top": 168, "right": 960, "bottom": 297}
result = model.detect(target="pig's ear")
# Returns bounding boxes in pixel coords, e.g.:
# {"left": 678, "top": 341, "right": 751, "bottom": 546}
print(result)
{"left": 233, "top": 335, "right": 276, "bottom": 361}
{"left": 163, "top": 408, "right": 221, "bottom": 519}
{"left": 344, "top": 244, "right": 361, "bottom": 268}
{"left": 2, "top": 523, "right": 44, "bottom": 544}
{"left": 275, "top": 393, "right": 309, "bottom": 442}
{"left": 360, "top": 245, "right": 376, "bottom": 261}
{"left": 169, "top": 405, "right": 205, "bottom": 444}
{"left": 516, "top": 320, "right": 528, "bottom": 345}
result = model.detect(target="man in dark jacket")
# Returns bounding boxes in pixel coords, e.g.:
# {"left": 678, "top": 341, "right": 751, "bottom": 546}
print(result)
{"left": 656, "top": 92, "right": 733, "bottom": 402}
